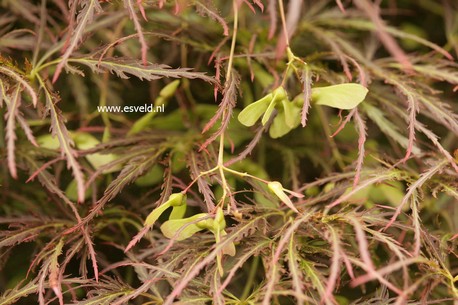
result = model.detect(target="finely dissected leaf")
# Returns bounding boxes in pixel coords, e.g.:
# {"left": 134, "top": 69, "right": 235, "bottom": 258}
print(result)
{"left": 68, "top": 58, "right": 216, "bottom": 83}
{"left": 327, "top": 170, "right": 399, "bottom": 209}
{"left": 71, "top": 291, "right": 129, "bottom": 305}
{"left": 0, "top": 280, "right": 38, "bottom": 305}
{"left": 363, "top": 103, "right": 421, "bottom": 154}
{"left": 238, "top": 93, "right": 272, "bottom": 127}
{"left": 40, "top": 78, "right": 86, "bottom": 203}
{"left": 5, "top": 85, "right": 21, "bottom": 178}
{"left": 418, "top": 94, "right": 458, "bottom": 136}
{"left": 162, "top": 214, "right": 267, "bottom": 305}
{"left": 16, "top": 115, "right": 38, "bottom": 147}
{"left": 385, "top": 159, "right": 449, "bottom": 230}
{"left": 188, "top": 151, "right": 215, "bottom": 211}
{"left": 311, "top": 83, "right": 368, "bottom": 109}
{"left": 395, "top": 84, "right": 418, "bottom": 162}
{"left": 263, "top": 213, "right": 313, "bottom": 305}
{"left": 353, "top": 110, "right": 366, "bottom": 186}
{"left": 70, "top": 280, "right": 132, "bottom": 305}
{"left": 48, "top": 239, "right": 64, "bottom": 305}
{"left": 300, "top": 66, "right": 312, "bottom": 126}
{"left": 100, "top": 152, "right": 163, "bottom": 205}
{"left": 0, "top": 29, "right": 35, "bottom": 52}
{"left": 0, "top": 65, "right": 38, "bottom": 106}
{"left": 200, "top": 71, "right": 239, "bottom": 150}
{"left": 218, "top": 239, "right": 269, "bottom": 295}
{"left": 123, "top": 0, "right": 148, "bottom": 65}
{"left": 21, "top": 155, "right": 82, "bottom": 222}
{"left": 321, "top": 18, "right": 453, "bottom": 60}
{"left": 323, "top": 225, "right": 341, "bottom": 305}
{"left": 410, "top": 192, "right": 422, "bottom": 256}
{"left": 288, "top": 237, "right": 305, "bottom": 305}
{"left": 4, "top": 1, "right": 458, "bottom": 304}
{"left": 353, "top": 0, "right": 413, "bottom": 71}
{"left": 0, "top": 222, "right": 62, "bottom": 249}
{"left": 225, "top": 123, "right": 267, "bottom": 166}
{"left": 1, "top": 79, "right": 38, "bottom": 152}
{"left": 349, "top": 216, "right": 404, "bottom": 295}
{"left": 52, "top": 0, "right": 103, "bottom": 82}
{"left": 195, "top": 1, "right": 229, "bottom": 36}
{"left": 301, "top": 260, "right": 327, "bottom": 300}
{"left": 378, "top": 93, "right": 458, "bottom": 172}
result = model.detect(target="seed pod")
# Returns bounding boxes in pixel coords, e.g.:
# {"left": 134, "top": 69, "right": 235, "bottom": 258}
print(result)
{"left": 196, "top": 218, "right": 214, "bottom": 230}
{"left": 311, "top": 83, "right": 368, "bottom": 110}
{"left": 261, "top": 86, "right": 288, "bottom": 125}
{"left": 169, "top": 192, "right": 186, "bottom": 206}
{"left": 159, "top": 80, "right": 180, "bottom": 100}
{"left": 238, "top": 93, "right": 273, "bottom": 127}
{"left": 271, "top": 86, "right": 288, "bottom": 103}
{"left": 144, "top": 192, "right": 186, "bottom": 226}
{"left": 268, "top": 181, "right": 299, "bottom": 213}
{"left": 161, "top": 213, "right": 208, "bottom": 241}
{"left": 214, "top": 207, "right": 226, "bottom": 232}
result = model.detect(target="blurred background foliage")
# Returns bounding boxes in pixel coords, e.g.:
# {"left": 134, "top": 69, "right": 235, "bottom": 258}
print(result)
{"left": 0, "top": 0, "right": 457, "bottom": 304}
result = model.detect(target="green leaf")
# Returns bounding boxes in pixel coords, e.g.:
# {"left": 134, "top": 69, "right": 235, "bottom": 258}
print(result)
{"left": 252, "top": 62, "right": 275, "bottom": 87}
{"left": 65, "top": 179, "right": 92, "bottom": 201}
{"left": 160, "top": 213, "right": 208, "bottom": 241}
{"left": 238, "top": 93, "right": 272, "bottom": 127}
{"left": 73, "top": 132, "right": 120, "bottom": 173}
{"left": 37, "top": 134, "right": 60, "bottom": 150}
{"left": 72, "top": 132, "right": 99, "bottom": 149}
{"left": 135, "top": 165, "right": 164, "bottom": 187}
{"left": 369, "top": 181, "right": 405, "bottom": 207}
{"left": 311, "top": 83, "right": 368, "bottom": 109}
